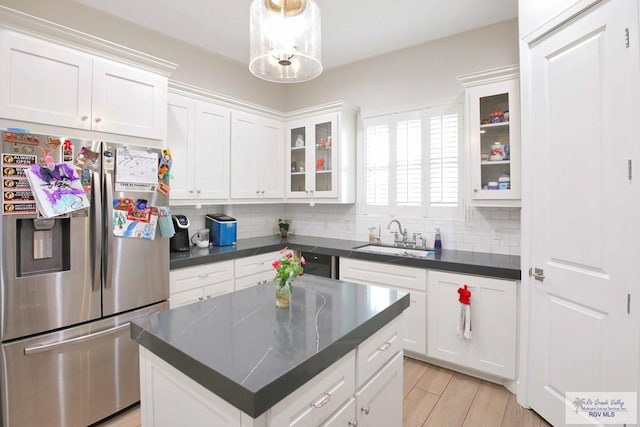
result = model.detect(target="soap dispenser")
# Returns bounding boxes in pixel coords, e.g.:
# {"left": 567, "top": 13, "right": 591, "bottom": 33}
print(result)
{"left": 434, "top": 228, "right": 442, "bottom": 251}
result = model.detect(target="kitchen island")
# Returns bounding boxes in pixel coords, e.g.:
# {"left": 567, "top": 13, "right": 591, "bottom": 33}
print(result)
{"left": 131, "top": 275, "right": 409, "bottom": 426}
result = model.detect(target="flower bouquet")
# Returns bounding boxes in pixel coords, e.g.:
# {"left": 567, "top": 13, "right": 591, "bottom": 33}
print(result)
{"left": 272, "top": 247, "right": 305, "bottom": 308}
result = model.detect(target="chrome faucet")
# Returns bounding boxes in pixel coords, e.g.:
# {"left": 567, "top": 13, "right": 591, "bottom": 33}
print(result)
{"left": 387, "top": 219, "right": 407, "bottom": 246}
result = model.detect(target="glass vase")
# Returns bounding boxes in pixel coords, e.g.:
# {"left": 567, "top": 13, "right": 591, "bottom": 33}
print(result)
{"left": 275, "top": 278, "right": 293, "bottom": 308}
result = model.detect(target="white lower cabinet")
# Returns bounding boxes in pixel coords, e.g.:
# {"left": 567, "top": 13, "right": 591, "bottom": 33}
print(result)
{"left": 234, "top": 251, "right": 282, "bottom": 291}
{"left": 266, "top": 351, "right": 356, "bottom": 427}
{"left": 354, "top": 352, "right": 403, "bottom": 427}
{"left": 427, "top": 270, "right": 517, "bottom": 379}
{"left": 340, "top": 258, "right": 427, "bottom": 355}
{"left": 138, "top": 315, "right": 403, "bottom": 427}
{"left": 169, "top": 261, "right": 234, "bottom": 308}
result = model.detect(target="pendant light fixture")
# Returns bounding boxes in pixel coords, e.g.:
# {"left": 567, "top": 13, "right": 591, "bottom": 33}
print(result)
{"left": 249, "top": 0, "right": 322, "bottom": 83}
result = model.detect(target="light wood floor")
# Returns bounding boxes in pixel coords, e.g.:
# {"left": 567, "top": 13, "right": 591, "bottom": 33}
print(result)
{"left": 97, "top": 357, "right": 551, "bottom": 427}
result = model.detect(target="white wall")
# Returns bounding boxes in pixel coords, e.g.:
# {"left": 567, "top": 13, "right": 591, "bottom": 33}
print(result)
{"left": 0, "top": 0, "right": 286, "bottom": 110}
{"left": 284, "top": 19, "right": 519, "bottom": 116}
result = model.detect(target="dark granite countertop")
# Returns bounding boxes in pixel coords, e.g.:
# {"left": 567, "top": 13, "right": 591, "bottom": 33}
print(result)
{"left": 131, "top": 275, "right": 409, "bottom": 418}
{"left": 170, "top": 235, "right": 521, "bottom": 280}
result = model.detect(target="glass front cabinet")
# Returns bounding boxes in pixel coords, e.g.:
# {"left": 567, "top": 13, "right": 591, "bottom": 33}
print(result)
{"left": 286, "top": 113, "right": 339, "bottom": 199}
{"left": 460, "top": 66, "right": 521, "bottom": 206}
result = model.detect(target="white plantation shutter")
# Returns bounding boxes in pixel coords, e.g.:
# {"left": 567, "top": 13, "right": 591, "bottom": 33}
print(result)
{"left": 365, "top": 123, "right": 389, "bottom": 205}
{"left": 396, "top": 118, "right": 422, "bottom": 206}
{"left": 429, "top": 112, "right": 459, "bottom": 206}
{"left": 363, "top": 104, "right": 462, "bottom": 216}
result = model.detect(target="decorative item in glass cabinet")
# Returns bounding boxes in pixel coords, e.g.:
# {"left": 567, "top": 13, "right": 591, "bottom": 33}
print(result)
{"left": 272, "top": 247, "right": 305, "bottom": 308}
{"left": 249, "top": 0, "right": 322, "bottom": 83}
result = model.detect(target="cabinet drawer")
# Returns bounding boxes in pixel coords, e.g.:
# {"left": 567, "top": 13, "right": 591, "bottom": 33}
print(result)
{"left": 355, "top": 351, "right": 403, "bottom": 427}
{"left": 170, "top": 288, "right": 203, "bottom": 309}
{"left": 267, "top": 350, "right": 356, "bottom": 427}
{"left": 234, "top": 270, "right": 273, "bottom": 291}
{"left": 340, "top": 258, "right": 426, "bottom": 291}
{"left": 170, "top": 261, "right": 234, "bottom": 294}
{"left": 355, "top": 316, "right": 402, "bottom": 388}
{"left": 234, "top": 251, "right": 280, "bottom": 278}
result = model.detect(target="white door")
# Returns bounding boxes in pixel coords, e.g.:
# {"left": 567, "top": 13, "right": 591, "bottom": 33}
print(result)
{"left": 260, "top": 117, "right": 285, "bottom": 199}
{"left": 92, "top": 59, "right": 167, "bottom": 140}
{"left": 167, "top": 93, "right": 196, "bottom": 200}
{"left": 194, "top": 100, "right": 230, "bottom": 200}
{"left": 525, "top": 1, "right": 638, "bottom": 425}
{"left": 230, "top": 111, "right": 260, "bottom": 199}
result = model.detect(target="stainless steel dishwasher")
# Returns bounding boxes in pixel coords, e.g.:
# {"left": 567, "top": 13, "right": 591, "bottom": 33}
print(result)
{"left": 300, "top": 252, "right": 339, "bottom": 279}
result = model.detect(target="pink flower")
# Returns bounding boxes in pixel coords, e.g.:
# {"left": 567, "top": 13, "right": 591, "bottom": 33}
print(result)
{"left": 279, "top": 246, "right": 289, "bottom": 254}
{"left": 272, "top": 260, "right": 280, "bottom": 269}
{"left": 300, "top": 256, "right": 306, "bottom": 265}
{"left": 286, "top": 252, "right": 292, "bottom": 258}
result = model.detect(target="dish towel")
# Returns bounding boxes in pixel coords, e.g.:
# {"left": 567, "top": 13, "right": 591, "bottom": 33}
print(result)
{"left": 457, "top": 285, "right": 472, "bottom": 340}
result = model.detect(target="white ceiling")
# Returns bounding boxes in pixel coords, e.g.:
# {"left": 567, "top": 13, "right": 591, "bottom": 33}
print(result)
{"left": 73, "top": 0, "right": 518, "bottom": 70}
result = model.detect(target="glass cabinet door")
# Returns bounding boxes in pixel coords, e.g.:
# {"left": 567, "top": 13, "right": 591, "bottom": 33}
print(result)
{"left": 314, "top": 121, "right": 333, "bottom": 192}
{"left": 289, "top": 126, "right": 306, "bottom": 195}
{"left": 479, "top": 92, "right": 511, "bottom": 192}
{"left": 468, "top": 77, "right": 520, "bottom": 204}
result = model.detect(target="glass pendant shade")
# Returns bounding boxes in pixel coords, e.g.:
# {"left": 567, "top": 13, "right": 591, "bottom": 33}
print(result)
{"left": 249, "top": 0, "right": 322, "bottom": 83}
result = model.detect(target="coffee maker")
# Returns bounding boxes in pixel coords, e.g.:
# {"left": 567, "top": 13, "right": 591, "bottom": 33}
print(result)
{"left": 170, "top": 215, "right": 190, "bottom": 252}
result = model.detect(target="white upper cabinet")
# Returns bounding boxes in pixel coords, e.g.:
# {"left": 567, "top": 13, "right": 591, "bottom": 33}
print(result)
{"left": 167, "top": 91, "right": 231, "bottom": 203}
{"left": 91, "top": 59, "right": 167, "bottom": 139}
{"left": 285, "top": 103, "right": 357, "bottom": 204}
{"left": 459, "top": 66, "right": 521, "bottom": 207}
{"left": 230, "top": 110, "right": 284, "bottom": 200}
{"left": 0, "top": 29, "right": 171, "bottom": 141}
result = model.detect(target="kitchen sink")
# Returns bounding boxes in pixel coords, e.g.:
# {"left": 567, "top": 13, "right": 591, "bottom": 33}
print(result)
{"left": 353, "top": 244, "right": 433, "bottom": 258}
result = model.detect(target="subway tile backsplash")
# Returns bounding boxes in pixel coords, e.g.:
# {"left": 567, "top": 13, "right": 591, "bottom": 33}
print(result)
{"left": 170, "top": 203, "right": 521, "bottom": 256}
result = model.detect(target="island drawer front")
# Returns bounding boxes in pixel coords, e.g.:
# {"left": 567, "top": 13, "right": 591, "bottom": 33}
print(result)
{"left": 267, "top": 350, "right": 356, "bottom": 427}
{"left": 339, "top": 258, "right": 427, "bottom": 291}
{"left": 234, "top": 270, "right": 273, "bottom": 291}
{"left": 234, "top": 251, "right": 281, "bottom": 278}
{"left": 170, "top": 261, "right": 234, "bottom": 294}
{"left": 355, "top": 315, "right": 402, "bottom": 388}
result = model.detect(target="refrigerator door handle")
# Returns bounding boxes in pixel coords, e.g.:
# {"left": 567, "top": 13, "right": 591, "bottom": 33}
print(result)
{"left": 91, "top": 170, "right": 102, "bottom": 291}
{"left": 104, "top": 170, "right": 114, "bottom": 289}
{"left": 23, "top": 323, "right": 130, "bottom": 355}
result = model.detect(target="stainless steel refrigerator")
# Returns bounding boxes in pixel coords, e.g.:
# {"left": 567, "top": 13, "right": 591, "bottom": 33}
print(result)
{"left": 0, "top": 132, "right": 169, "bottom": 426}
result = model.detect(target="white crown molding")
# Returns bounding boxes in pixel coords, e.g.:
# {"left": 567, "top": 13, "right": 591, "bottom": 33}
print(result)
{"left": 457, "top": 64, "right": 519, "bottom": 88}
{"left": 168, "top": 81, "right": 285, "bottom": 119}
{"left": 0, "top": 5, "right": 178, "bottom": 76}
{"left": 169, "top": 80, "right": 359, "bottom": 120}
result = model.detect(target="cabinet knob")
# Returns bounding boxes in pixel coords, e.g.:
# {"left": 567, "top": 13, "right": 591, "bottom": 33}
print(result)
{"left": 256, "top": 190, "right": 260, "bottom": 195}
{"left": 198, "top": 296, "right": 204, "bottom": 301}
{"left": 80, "top": 115, "right": 88, "bottom": 121}
{"left": 261, "top": 190, "right": 265, "bottom": 194}
{"left": 197, "top": 189, "right": 201, "bottom": 194}
{"left": 361, "top": 406, "right": 370, "bottom": 415}
{"left": 473, "top": 189, "right": 478, "bottom": 192}
{"left": 348, "top": 422, "right": 358, "bottom": 427}
{"left": 189, "top": 190, "right": 194, "bottom": 194}
{"left": 206, "top": 294, "right": 212, "bottom": 299}
{"left": 94, "top": 117, "right": 102, "bottom": 123}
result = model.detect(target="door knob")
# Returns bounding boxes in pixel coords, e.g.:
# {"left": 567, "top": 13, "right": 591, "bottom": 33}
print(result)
{"left": 529, "top": 267, "right": 545, "bottom": 282}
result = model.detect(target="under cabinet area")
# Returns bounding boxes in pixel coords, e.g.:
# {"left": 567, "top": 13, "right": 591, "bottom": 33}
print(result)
{"left": 339, "top": 258, "right": 426, "bottom": 355}
{"left": 167, "top": 91, "right": 231, "bottom": 203}
{"left": 0, "top": 29, "right": 169, "bottom": 141}
{"left": 169, "top": 261, "right": 234, "bottom": 308}
{"left": 427, "top": 270, "right": 517, "bottom": 379}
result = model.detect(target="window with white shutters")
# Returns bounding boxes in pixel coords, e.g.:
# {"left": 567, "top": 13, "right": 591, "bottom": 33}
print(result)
{"left": 363, "top": 104, "right": 463, "bottom": 218}
{"left": 429, "top": 112, "right": 459, "bottom": 206}
{"left": 365, "top": 123, "right": 389, "bottom": 206}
